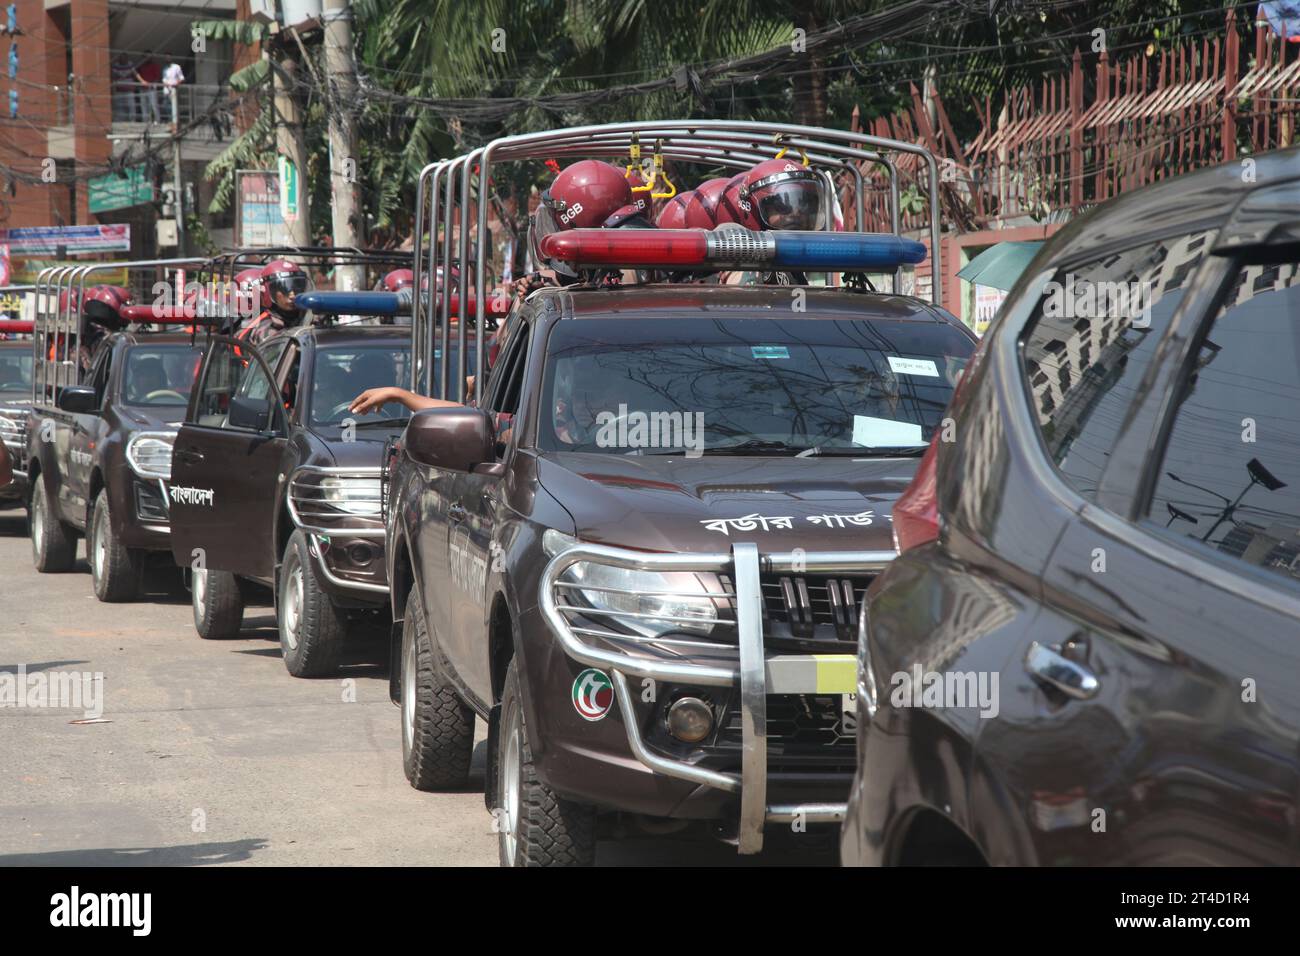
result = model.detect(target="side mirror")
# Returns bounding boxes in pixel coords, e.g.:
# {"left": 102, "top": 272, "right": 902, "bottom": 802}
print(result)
{"left": 228, "top": 394, "right": 273, "bottom": 432}
{"left": 404, "top": 406, "right": 495, "bottom": 473}
{"left": 56, "top": 385, "right": 97, "bottom": 414}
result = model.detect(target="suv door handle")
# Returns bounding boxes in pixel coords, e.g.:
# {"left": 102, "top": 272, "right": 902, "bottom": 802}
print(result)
{"left": 1025, "top": 642, "right": 1100, "bottom": 700}
{"left": 448, "top": 503, "right": 467, "bottom": 522}
{"left": 175, "top": 447, "right": 204, "bottom": 465}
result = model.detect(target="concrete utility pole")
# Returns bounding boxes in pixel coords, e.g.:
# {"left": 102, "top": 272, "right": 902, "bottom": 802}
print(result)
{"left": 322, "top": 0, "right": 364, "bottom": 290}
{"left": 272, "top": 47, "right": 312, "bottom": 247}
{"left": 170, "top": 85, "right": 185, "bottom": 254}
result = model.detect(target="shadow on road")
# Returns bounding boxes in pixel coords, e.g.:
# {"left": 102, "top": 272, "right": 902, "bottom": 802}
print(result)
{"left": 0, "top": 838, "right": 270, "bottom": 867}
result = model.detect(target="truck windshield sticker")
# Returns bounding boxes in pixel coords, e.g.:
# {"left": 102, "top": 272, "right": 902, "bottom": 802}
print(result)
{"left": 886, "top": 356, "right": 939, "bottom": 377}
{"left": 852, "top": 415, "right": 924, "bottom": 448}
{"left": 751, "top": 345, "right": 790, "bottom": 359}
{"left": 572, "top": 668, "right": 613, "bottom": 721}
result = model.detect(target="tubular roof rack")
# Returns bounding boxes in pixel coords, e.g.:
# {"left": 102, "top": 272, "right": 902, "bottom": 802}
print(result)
{"left": 31, "top": 258, "right": 206, "bottom": 406}
{"left": 411, "top": 120, "right": 941, "bottom": 402}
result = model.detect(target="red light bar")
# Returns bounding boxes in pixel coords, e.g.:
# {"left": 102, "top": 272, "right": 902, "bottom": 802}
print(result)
{"left": 119, "top": 304, "right": 207, "bottom": 324}
{"left": 0, "top": 320, "right": 34, "bottom": 334}
{"left": 540, "top": 230, "right": 708, "bottom": 268}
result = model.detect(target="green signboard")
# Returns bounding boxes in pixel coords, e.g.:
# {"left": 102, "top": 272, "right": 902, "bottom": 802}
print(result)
{"left": 88, "top": 165, "right": 154, "bottom": 214}
{"left": 278, "top": 155, "right": 300, "bottom": 223}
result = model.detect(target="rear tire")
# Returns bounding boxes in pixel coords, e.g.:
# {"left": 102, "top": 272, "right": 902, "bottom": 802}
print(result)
{"left": 401, "top": 587, "right": 474, "bottom": 790}
{"left": 30, "top": 479, "right": 76, "bottom": 572}
{"left": 497, "top": 659, "right": 596, "bottom": 867}
{"left": 192, "top": 565, "right": 244, "bottom": 639}
{"left": 278, "top": 530, "right": 346, "bottom": 678}
{"left": 89, "top": 490, "right": 141, "bottom": 602}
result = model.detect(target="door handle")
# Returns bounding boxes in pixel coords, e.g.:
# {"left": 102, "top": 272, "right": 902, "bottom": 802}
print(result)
{"left": 1025, "top": 642, "right": 1100, "bottom": 700}
{"left": 175, "top": 448, "right": 204, "bottom": 465}
{"left": 448, "top": 503, "right": 467, "bottom": 522}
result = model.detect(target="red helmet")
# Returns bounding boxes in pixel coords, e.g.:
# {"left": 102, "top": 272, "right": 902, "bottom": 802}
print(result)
{"left": 693, "top": 177, "right": 731, "bottom": 226}
{"left": 656, "top": 190, "right": 713, "bottom": 229}
{"left": 624, "top": 168, "right": 653, "bottom": 218}
{"left": 739, "top": 157, "right": 823, "bottom": 230}
{"left": 234, "top": 267, "right": 261, "bottom": 288}
{"left": 259, "top": 259, "right": 310, "bottom": 312}
{"left": 541, "top": 160, "right": 632, "bottom": 230}
{"left": 718, "top": 173, "right": 762, "bottom": 229}
{"left": 380, "top": 269, "right": 414, "bottom": 292}
{"left": 83, "top": 285, "right": 132, "bottom": 329}
{"left": 603, "top": 203, "right": 655, "bottom": 229}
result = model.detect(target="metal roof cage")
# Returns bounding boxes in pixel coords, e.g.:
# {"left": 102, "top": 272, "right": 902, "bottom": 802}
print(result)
{"left": 410, "top": 120, "right": 942, "bottom": 402}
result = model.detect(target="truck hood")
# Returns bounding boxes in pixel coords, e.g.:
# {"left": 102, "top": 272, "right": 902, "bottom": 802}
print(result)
{"left": 536, "top": 452, "right": 916, "bottom": 553}
{"left": 314, "top": 428, "right": 402, "bottom": 470}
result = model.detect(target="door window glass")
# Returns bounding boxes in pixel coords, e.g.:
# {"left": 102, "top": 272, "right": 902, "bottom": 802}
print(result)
{"left": 1021, "top": 232, "right": 1211, "bottom": 499}
{"left": 193, "top": 341, "right": 280, "bottom": 431}
{"left": 1146, "top": 260, "right": 1300, "bottom": 591}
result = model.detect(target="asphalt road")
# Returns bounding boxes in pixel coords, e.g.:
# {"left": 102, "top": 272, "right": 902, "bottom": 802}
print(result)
{"left": 0, "top": 507, "right": 834, "bottom": 867}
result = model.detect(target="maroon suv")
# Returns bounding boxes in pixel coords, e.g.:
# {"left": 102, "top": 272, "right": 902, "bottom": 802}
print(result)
{"left": 385, "top": 282, "right": 977, "bottom": 865}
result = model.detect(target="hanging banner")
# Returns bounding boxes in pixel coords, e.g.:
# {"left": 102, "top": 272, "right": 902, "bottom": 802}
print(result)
{"left": 0, "top": 225, "right": 131, "bottom": 256}
{"left": 277, "top": 154, "right": 300, "bottom": 224}
{"left": 237, "top": 170, "right": 293, "bottom": 247}
{"left": 0, "top": 244, "right": 9, "bottom": 286}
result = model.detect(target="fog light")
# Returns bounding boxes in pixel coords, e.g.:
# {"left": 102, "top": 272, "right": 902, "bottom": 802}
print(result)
{"left": 666, "top": 697, "right": 713, "bottom": 743}
{"left": 348, "top": 543, "right": 374, "bottom": 566}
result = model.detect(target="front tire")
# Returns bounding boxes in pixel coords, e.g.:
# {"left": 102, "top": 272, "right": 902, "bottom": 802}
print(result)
{"left": 401, "top": 587, "right": 474, "bottom": 790}
{"left": 278, "top": 530, "right": 345, "bottom": 678}
{"left": 30, "top": 478, "right": 77, "bottom": 572}
{"left": 497, "top": 659, "right": 596, "bottom": 867}
{"left": 192, "top": 565, "right": 245, "bottom": 639}
{"left": 89, "top": 489, "right": 141, "bottom": 602}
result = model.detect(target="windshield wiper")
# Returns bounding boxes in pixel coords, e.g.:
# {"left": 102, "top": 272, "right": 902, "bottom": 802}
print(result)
{"left": 340, "top": 417, "right": 410, "bottom": 428}
{"left": 700, "top": 439, "right": 811, "bottom": 456}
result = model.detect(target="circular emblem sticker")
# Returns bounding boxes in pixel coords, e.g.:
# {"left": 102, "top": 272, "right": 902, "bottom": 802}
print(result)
{"left": 572, "top": 668, "right": 614, "bottom": 722}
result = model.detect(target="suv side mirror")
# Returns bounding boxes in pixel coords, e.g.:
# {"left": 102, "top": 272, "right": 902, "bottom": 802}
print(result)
{"left": 405, "top": 406, "right": 495, "bottom": 473}
{"left": 228, "top": 394, "right": 273, "bottom": 432}
{"left": 56, "top": 385, "right": 97, "bottom": 414}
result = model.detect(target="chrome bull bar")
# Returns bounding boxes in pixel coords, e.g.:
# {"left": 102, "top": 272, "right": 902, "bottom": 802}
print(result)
{"left": 539, "top": 541, "right": 894, "bottom": 854}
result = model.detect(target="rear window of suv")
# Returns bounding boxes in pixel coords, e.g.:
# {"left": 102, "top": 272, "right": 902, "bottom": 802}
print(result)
{"left": 1020, "top": 231, "right": 1211, "bottom": 500}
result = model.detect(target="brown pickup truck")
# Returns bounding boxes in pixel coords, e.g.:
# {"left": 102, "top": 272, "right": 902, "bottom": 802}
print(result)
{"left": 385, "top": 282, "right": 977, "bottom": 864}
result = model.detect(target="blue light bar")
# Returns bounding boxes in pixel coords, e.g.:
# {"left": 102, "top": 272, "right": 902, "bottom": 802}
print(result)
{"left": 297, "top": 290, "right": 402, "bottom": 315}
{"left": 770, "top": 232, "right": 927, "bottom": 269}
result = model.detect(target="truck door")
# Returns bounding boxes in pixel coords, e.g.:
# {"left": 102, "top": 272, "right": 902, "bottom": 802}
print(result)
{"left": 448, "top": 324, "right": 527, "bottom": 704}
{"left": 62, "top": 345, "right": 112, "bottom": 527}
{"left": 169, "top": 336, "right": 286, "bottom": 581}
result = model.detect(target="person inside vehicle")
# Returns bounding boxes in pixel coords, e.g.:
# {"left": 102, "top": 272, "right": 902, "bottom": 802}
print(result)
{"left": 238, "top": 259, "right": 311, "bottom": 344}
{"left": 126, "top": 357, "right": 169, "bottom": 404}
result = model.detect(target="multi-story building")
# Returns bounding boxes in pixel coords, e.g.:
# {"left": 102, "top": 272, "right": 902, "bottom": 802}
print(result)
{"left": 1, "top": 0, "right": 247, "bottom": 263}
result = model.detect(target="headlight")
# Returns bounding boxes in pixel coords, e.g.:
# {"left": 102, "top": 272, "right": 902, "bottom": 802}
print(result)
{"left": 319, "top": 476, "right": 383, "bottom": 516}
{"left": 0, "top": 414, "right": 22, "bottom": 447}
{"left": 562, "top": 561, "right": 718, "bottom": 638}
{"left": 126, "top": 432, "right": 175, "bottom": 481}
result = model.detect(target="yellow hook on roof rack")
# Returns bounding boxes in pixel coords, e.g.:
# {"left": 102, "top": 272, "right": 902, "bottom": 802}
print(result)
{"left": 772, "top": 134, "right": 810, "bottom": 167}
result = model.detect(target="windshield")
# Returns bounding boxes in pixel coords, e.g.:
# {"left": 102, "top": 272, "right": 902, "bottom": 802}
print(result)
{"left": 123, "top": 345, "right": 203, "bottom": 406}
{"left": 309, "top": 344, "right": 417, "bottom": 426}
{"left": 538, "top": 316, "right": 974, "bottom": 456}
{"left": 0, "top": 348, "right": 32, "bottom": 395}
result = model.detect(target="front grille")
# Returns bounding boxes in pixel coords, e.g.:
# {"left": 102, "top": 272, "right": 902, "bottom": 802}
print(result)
{"left": 716, "top": 693, "right": 857, "bottom": 772}
{"left": 717, "top": 573, "right": 873, "bottom": 645}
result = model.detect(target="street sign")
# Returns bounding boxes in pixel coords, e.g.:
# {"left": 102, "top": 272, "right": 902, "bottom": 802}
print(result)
{"left": 278, "top": 155, "right": 300, "bottom": 223}
{"left": 87, "top": 165, "right": 154, "bottom": 214}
